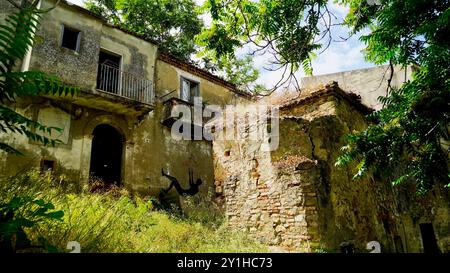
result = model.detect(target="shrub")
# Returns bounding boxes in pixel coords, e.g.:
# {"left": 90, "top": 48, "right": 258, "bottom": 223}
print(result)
{"left": 0, "top": 170, "right": 267, "bottom": 253}
{"left": 0, "top": 196, "right": 63, "bottom": 252}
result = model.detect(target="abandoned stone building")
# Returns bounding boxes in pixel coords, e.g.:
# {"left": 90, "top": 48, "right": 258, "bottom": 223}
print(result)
{"left": 213, "top": 82, "right": 449, "bottom": 253}
{"left": 0, "top": 0, "right": 449, "bottom": 253}
{"left": 0, "top": 0, "right": 250, "bottom": 196}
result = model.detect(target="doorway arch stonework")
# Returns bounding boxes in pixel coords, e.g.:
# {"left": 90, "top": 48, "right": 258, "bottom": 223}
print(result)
{"left": 79, "top": 114, "right": 134, "bottom": 185}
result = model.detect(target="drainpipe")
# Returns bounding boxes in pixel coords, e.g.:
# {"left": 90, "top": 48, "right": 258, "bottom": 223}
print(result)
{"left": 403, "top": 65, "right": 408, "bottom": 83}
{"left": 20, "top": 0, "right": 42, "bottom": 72}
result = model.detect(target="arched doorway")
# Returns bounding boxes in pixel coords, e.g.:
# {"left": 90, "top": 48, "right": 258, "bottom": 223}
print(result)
{"left": 89, "top": 124, "right": 123, "bottom": 186}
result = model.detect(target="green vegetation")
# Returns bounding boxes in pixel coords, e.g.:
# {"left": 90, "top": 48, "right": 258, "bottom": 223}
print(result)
{"left": 0, "top": 1, "right": 78, "bottom": 155}
{"left": 85, "top": 0, "right": 203, "bottom": 61}
{"left": 215, "top": 55, "right": 265, "bottom": 92}
{"left": 0, "top": 171, "right": 266, "bottom": 253}
{"left": 335, "top": 0, "right": 450, "bottom": 194}
{"left": 85, "top": 0, "right": 263, "bottom": 90}
{"left": 195, "top": 0, "right": 324, "bottom": 92}
{"left": 198, "top": 0, "right": 449, "bottom": 193}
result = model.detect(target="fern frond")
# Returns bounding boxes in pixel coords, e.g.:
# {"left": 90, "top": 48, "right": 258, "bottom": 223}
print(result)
{"left": 0, "top": 7, "right": 42, "bottom": 72}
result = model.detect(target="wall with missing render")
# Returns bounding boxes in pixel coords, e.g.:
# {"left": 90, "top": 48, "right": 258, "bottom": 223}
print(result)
{"left": 0, "top": 0, "right": 246, "bottom": 205}
{"left": 29, "top": 0, "right": 101, "bottom": 90}
{"left": 154, "top": 58, "right": 245, "bottom": 106}
{"left": 213, "top": 83, "right": 450, "bottom": 252}
{"left": 0, "top": 97, "right": 134, "bottom": 185}
{"left": 29, "top": 0, "right": 158, "bottom": 91}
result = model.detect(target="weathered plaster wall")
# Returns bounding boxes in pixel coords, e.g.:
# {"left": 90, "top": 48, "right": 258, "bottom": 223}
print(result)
{"left": 30, "top": 0, "right": 102, "bottom": 90}
{"left": 127, "top": 103, "right": 215, "bottom": 198}
{"left": 29, "top": 0, "right": 158, "bottom": 91}
{"left": 0, "top": 98, "right": 133, "bottom": 185}
{"left": 155, "top": 59, "right": 243, "bottom": 106}
{"left": 0, "top": 0, "right": 19, "bottom": 24}
{"left": 393, "top": 185, "right": 450, "bottom": 252}
{"left": 213, "top": 84, "right": 450, "bottom": 253}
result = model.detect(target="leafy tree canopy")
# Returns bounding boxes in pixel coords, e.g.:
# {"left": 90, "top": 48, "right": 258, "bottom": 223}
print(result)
{"left": 85, "top": 0, "right": 204, "bottom": 61}
{"left": 196, "top": 0, "right": 327, "bottom": 92}
{"left": 335, "top": 0, "right": 450, "bottom": 194}
{"left": 198, "top": 0, "right": 449, "bottom": 193}
{"left": 206, "top": 55, "right": 264, "bottom": 92}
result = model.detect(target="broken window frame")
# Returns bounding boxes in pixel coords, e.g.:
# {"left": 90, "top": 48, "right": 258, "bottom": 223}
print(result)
{"left": 180, "top": 76, "right": 200, "bottom": 104}
{"left": 60, "top": 24, "right": 81, "bottom": 52}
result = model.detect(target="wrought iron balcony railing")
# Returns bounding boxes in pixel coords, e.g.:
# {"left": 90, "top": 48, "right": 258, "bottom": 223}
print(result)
{"left": 96, "top": 63, "right": 154, "bottom": 104}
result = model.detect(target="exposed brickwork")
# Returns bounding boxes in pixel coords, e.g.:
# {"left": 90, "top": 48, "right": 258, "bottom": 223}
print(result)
{"left": 213, "top": 84, "right": 450, "bottom": 252}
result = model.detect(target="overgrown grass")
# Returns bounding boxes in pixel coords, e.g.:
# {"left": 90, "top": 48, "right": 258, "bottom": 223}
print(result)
{"left": 0, "top": 171, "right": 267, "bottom": 253}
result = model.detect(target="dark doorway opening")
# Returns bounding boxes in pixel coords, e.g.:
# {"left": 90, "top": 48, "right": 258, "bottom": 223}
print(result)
{"left": 89, "top": 124, "right": 123, "bottom": 186}
{"left": 419, "top": 223, "right": 441, "bottom": 253}
{"left": 96, "top": 50, "right": 121, "bottom": 94}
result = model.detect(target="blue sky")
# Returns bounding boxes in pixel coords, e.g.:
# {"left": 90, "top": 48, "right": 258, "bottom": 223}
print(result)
{"left": 68, "top": 0, "right": 374, "bottom": 88}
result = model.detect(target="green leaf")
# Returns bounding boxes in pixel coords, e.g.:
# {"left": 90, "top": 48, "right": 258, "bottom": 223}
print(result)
{"left": 44, "top": 210, "right": 64, "bottom": 221}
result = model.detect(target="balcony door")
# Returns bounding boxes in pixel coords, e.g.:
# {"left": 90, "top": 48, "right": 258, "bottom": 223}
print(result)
{"left": 97, "top": 50, "right": 122, "bottom": 94}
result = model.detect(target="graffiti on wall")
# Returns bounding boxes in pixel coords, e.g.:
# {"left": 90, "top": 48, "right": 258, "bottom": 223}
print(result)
{"left": 161, "top": 168, "right": 202, "bottom": 196}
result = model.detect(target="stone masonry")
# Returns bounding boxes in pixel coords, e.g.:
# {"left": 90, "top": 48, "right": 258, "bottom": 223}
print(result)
{"left": 212, "top": 82, "right": 450, "bottom": 253}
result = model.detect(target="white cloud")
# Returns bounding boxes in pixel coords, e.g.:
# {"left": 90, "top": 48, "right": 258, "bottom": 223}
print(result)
{"left": 311, "top": 41, "right": 372, "bottom": 76}
{"left": 328, "top": 1, "right": 350, "bottom": 17}
{"left": 245, "top": 0, "right": 372, "bottom": 88}
{"left": 68, "top": 0, "right": 84, "bottom": 6}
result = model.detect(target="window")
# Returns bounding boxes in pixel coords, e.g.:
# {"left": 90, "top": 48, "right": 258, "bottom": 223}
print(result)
{"left": 180, "top": 77, "right": 199, "bottom": 103}
{"left": 61, "top": 25, "right": 80, "bottom": 51}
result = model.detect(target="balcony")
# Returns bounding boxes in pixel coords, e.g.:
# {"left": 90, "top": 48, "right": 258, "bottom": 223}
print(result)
{"left": 161, "top": 97, "right": 194, "bottom": 127}
{"left": 161, "top": 97, "right": 215, "bottom": 140}
{"left": 96, "top": 63, "right": 154, "bottom": 105}
{"left": 47, "top": 63, "right": 158, "bottom": 118}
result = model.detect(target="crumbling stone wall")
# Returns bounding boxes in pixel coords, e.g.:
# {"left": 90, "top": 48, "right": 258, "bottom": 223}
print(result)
{"left": 213, "top": 114, "right": 324, "bottom": 251}
{"left": 213, "top": 83, "right": 450, "bottom": 252}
